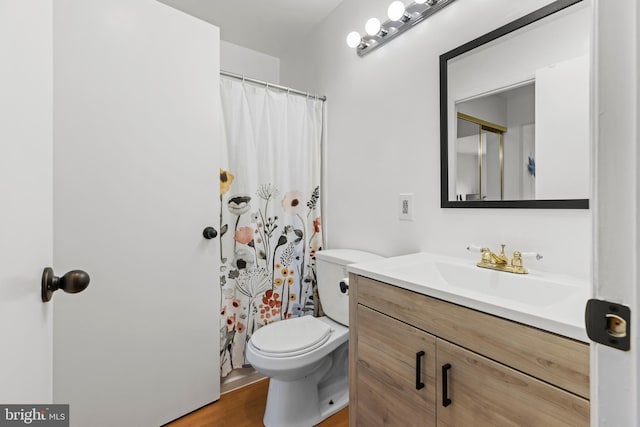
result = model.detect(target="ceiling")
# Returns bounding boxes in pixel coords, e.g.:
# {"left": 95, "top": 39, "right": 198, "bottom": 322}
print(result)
{"left": 158, "top": 0, "right": 345, "bottom": 58}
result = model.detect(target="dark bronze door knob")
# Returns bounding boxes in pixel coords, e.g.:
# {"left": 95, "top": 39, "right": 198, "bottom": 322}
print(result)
{"left": 42, "top": 267, "right": 90, "bottom": 302}
{"left": 203, "top": 227, "right": 218, "bottom": 239}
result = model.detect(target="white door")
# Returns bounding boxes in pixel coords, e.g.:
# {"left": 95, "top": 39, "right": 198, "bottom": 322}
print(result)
{"left": 0, "top": 0, "right": 54, "bottom": 404}
{"left": 592, "top": 0, "right": 639, "bottom": 424}
{"left": 52, "top": 1, "right": 221, "bottom": 426}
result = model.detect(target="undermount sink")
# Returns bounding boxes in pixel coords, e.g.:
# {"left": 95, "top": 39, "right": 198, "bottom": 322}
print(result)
{"left": 348, "top": 252, "right": 591, "bottom": 342}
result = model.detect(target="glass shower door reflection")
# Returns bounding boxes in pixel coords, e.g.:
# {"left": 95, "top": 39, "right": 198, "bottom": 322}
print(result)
{"left": 455, "top": 113, "right": 506, "bottom": 201}
{"left": 482, "top": 130, "right": 503, "bottom": 201}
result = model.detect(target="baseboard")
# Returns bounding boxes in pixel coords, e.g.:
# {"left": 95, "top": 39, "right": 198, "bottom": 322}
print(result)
{"left": 221, "top": 368, "right": 266, "bottom": 394}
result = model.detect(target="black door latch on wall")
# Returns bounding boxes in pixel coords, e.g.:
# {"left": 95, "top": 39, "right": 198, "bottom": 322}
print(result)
{"left": 585, "top": 299, "right": 631, "bottom": 351}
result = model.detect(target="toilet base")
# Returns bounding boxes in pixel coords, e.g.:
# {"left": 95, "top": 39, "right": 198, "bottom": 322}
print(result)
{"left": 317, "top": 375, "right": 348, "bottom": 420}
{"left": 262, "top": 343, "right": 349, "bottom": 427}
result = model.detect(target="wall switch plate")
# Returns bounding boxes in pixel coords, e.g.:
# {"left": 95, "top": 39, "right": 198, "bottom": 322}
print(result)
{"left": 399, "top": 193, "right": 414, "bottom": 221}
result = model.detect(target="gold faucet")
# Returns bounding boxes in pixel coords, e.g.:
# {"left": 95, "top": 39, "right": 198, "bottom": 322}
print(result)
{"left": 477, "top": 244, "right": 529, "bottom": 274}
{"left": 488, "top": 244, "right": 508, "bottom": 265}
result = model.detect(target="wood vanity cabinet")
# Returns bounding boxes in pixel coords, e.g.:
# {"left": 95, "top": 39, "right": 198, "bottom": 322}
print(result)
{"left": 349, "top": 274, "right": 590, "bottom": 427}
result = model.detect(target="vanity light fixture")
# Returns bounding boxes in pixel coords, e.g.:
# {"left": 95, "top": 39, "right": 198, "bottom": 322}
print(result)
{"left": 388, "top": 1, "right": 410, "bottom": 22}
{"left": 365, "top": 17, "right": 389, "bottom": 38}
{"left": 365, "top": 17, "right": 381, "bottom": 36}
{"left": 346, "top": 0, "right": 456, "bottom": 57}
{"left": 346, "top": 31, "right": 363, "bottom": 48}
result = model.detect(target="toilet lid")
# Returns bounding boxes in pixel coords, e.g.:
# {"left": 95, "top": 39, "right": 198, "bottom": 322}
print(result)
{"left": 251, "top": 316, "right": 332, "bottom": 357}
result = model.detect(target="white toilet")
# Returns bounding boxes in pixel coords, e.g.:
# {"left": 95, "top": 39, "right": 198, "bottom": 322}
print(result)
{"left": 246, "top": 249, "right": 382, "bottom": 427}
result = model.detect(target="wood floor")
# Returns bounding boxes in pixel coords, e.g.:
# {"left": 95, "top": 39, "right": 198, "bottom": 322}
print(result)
{"left": 165, "top": 378, "right": 349, "bottom": 427}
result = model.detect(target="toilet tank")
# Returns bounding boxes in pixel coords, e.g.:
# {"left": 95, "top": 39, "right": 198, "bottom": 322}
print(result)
{"left": 315, "top": 249, "right": 383, "bottom": 326}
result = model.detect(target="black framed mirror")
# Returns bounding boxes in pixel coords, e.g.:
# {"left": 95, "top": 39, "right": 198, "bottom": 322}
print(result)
{"left": 440, "top": 0, "right": 589, "bottom": 209}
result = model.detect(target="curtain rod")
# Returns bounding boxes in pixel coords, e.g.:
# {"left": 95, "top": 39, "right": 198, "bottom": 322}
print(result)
{"left": 220, "top": 70, "right": 327, "bottom": 102}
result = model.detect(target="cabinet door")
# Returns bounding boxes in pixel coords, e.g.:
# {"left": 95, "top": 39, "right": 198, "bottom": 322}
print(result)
{"left": 436, "top": 339, "right": 589, "bottom": 427}
{"left": 356, "top": 305, "right": 437, "bottom": 427}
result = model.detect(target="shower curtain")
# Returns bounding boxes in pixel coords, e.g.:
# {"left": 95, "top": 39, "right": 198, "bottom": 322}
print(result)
{"left": 219, "top": 76, "right": 324, "bottom": 377}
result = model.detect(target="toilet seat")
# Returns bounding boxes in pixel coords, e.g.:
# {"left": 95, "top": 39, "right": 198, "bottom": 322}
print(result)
{"left": 250, "top": 316, "right": 333, "bottom": 358}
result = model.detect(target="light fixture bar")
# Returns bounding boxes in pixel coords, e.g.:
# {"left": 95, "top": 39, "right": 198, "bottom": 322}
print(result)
{"left": 357, "top": 0, "right": 457, "bottom": 57}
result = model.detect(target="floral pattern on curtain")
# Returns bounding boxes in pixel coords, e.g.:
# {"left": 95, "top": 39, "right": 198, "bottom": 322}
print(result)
{"left": 219, "top": 78, "right": 324, "bottom": 377}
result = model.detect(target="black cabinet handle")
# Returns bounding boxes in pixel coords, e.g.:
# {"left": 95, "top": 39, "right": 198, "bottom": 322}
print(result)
{"left": 442, "top": 363, "right": 452, "bottom": 407}
{"left": 202, "top": 227, "right": 218, "bottom": 239}
{"left": 415, "top": 351, "right": 425, "bottom": 390}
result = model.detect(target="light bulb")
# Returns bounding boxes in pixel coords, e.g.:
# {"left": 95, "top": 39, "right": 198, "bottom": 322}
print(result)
{"left": 346, "top": 31, "right": 362, "bottom": 48}
{"left": 365, "top": 17, "right": 381, "bottom": 36}
{"left": 387, "top": 1, "right": 406, "bottom": 21}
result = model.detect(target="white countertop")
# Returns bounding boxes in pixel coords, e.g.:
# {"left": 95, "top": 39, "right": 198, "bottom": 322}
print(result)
{"left": 348, "top": 252, "right": 590, "bottom": 343}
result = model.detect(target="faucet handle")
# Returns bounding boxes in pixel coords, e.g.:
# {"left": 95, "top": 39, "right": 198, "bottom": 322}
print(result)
{"left": 499, "top": 244, "right": 506, "bottom": 256}
{"left": 520, "top": 252, "right": 543, "bottom": 261}
{"left": 467, "top": 245, "right": 491, "bottom": 262}
{"left": 510, "top": 251, "right": 528, "bottom": 273}
{"left": 511, "top": 251, "right": 523, "bottom": 267}
{"left": 510, "top": 250, "right": 541, "bottom": 274}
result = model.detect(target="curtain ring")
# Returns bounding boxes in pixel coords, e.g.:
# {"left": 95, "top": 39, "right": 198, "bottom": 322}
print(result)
{"left": 241, "top": 75, "right": 245, "bottom": 82}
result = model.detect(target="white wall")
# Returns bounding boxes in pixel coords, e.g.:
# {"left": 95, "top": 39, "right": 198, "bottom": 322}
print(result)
{"left": 0, "top": 0, "right": 53, "bottom": 403}
{"left": 505, "top": 88, "right": 536, "bottom": 200}
{"left": 221, "top": 40, "right": 280, "bottom": 83}
{"left": 536, "top": 55, "right": 590, "bottom": 199}
{"left": 281, "top": 0, "right": 592, "bottom": 280}
{"left": 457, "top": 95, "right": 506, "bottom": 126}
{"left": 448, "top": 5, "right": 589, "bottom": 101}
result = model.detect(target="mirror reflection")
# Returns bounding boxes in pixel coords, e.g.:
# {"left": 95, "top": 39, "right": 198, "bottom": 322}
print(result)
{"left": 441, "top": 0, "right": 590, "bottom": 208}
{"left": 455, "top": 83, "right": 534, "bottom": 201}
